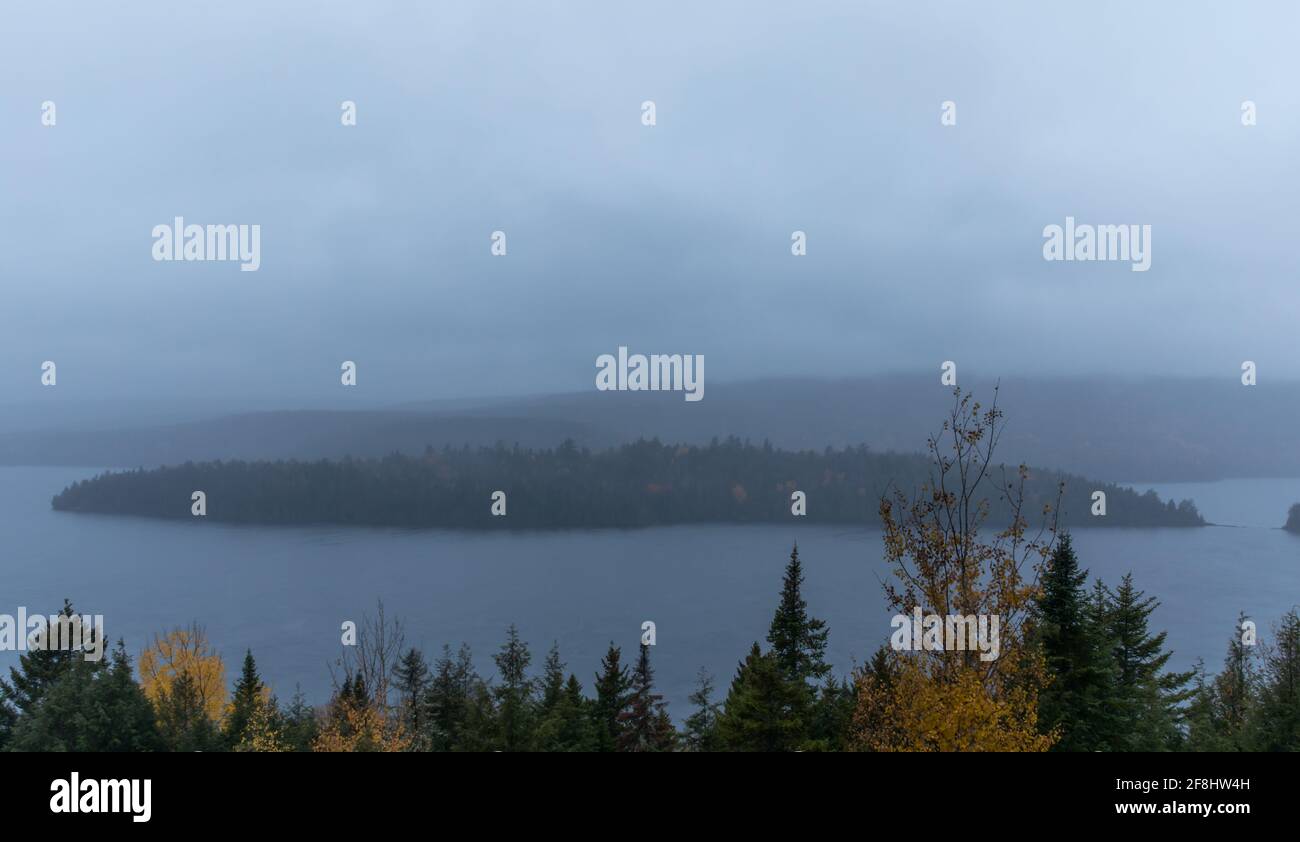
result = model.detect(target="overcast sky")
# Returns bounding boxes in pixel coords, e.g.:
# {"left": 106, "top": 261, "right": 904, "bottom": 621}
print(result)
{"left": 3, "top": 1, "right": 1299, "bottom": 408}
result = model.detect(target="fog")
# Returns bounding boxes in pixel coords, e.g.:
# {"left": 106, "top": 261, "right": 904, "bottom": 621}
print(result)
{"left": 3, "top": 1, "right": 1298, "bottom": 412}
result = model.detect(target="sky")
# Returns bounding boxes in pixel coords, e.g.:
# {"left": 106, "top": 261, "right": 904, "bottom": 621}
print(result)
{"left": 3, "top": 0, "right": 1299, "bottom": 409}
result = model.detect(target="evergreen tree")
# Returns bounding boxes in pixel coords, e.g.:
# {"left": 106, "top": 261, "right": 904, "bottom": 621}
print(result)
{"left": 1252, "top": 609, "right": 1300, "bottom": 751}
{"left": 426, "top": 643, "right": 484, "bottom": 751}
{"left": 8, "top": 641, "right": 163, "bottom": 752}
{"left": 767, "top": 544, "right": 830, "bottom": 687}
{"left": 538, "top": 642, "right": 566, "bottom": 717}
{"left": 492, "top": 624, "right": 534, "bottom": 751}
{"left": 1184, "top": 659, "right": 1223, "bottom": 751}
{"left": 223, "top": 649, "right": 264, "bottom": 748}
{"left": 1104, "top": 573, "right": 1194, "bottom": 751}
{"left": 1210, "top": 612, "right": 1259, "bottom": 750}
{"left": 715, "top": 643, "right": 805, "bottom": 751}
{"left": 156, "top": 669, "right": 223, "bottom": 752}
{"left": 807, "top": 674, "right": 857, "bottom": 751}
{"left": 591, "top": 642, "right": 631, "bottom": 752}
{"left": 0, "top": 600, "right": 85, "bottom": 738}
{"left": 534, "top": 674, "right": 597, "bottom": 751}
{"left": 616, "top": 644, "right": 676, "bottom": 751}
{"left": 280, "top": 685, "right": 319, "bottom": 752}
{"left": 393, "top": 647, "right": 431, "bottom": 749}
{"left": 1036, "top": 534, "right": 1113, "bottom": 750}
{"left": 682, "top": 668, "right": 720, "bottom": 752}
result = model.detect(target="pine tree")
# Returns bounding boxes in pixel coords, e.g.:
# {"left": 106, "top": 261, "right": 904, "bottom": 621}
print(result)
{"left": 616, "top": 644, "right": 676, "bottom": 751}
{"left": 155, "top": 669, "right": 222, "bottom": 751}
{"left": 1104, "top": 573, "right": 1194, "bottom": 751}
{"left": 807, "top": 674, "right": 857, "bottom": 751}
{"left": 280, "top": 685, "right": 319, "bottom": 752}
{"left": 1252, "top": 609, "right": 1300, "bottom": 751}
{"left": 223, "top": 649, "right": 264, "bottom": 748}
{"left": 538, "top": 642, "right": 566, "bottom": 716}
{"left": 534, "top": 674, "right": 597, "bottom": 751}
{"left": 715, "top": 643, "right": 805, "bottom": 751}
{"left": 492, "top": 624, "right": 534, "bottom": 751}
{"left": 7, "top": 641, "right": 163, "bottom": 752}
{"left": 1037, "top": 534, "right": 1113, "bottom": 750}
{"left": 393, "top": 647, "right": 431, "bottom": 749}
{"left": 591, "top": 642, "right": 631, "bottom": 752}
{"left": 426, "top": 643, "right": 483, "bottom": 751}
{"left": 682, "top": 668, "right": 720, "bottom": 751}
{"left": 767, "top": 544, "right": 830, "bottom": 687}
{"left": 1210, "top": 612, "right": 1259, "bottom": 750}
{"left": 0, "top": 600, "right": 84, "bottom": 733}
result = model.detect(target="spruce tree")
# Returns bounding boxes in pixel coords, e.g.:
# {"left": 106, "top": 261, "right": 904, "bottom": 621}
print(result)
{"left": 223, "top": 649, "right": 264, "bottom": 748}
{"left": 1211, "top": 612, "right": 1259, "bottom": 750}
{"left": 591, "top": 642, "right": 631, "bottom": 752}
{"left": 426, "top": 643, "right": 481, "bottom": 751}
{"left": 1252, "top": 609, "right": 1300, "bottom": 751}
{"left": 682, "top": 668, "right": 720, "bottom": 751}
{"left": 1037, "top": 534, "right": 1112, "bottom": 750}
{"left": 808, "top": 674, "right": 857, "bottom": 751}
{"left": 280, "top": 685, "right": 319, "bottom": 752}
{"left": 1104, "top": 573, "right": 1194, "bottom": 751}
{"left": 616, "top": 644, "right": 676, "bottom": 751}
{"left": 715, "top": 642, "right": 805, "bottom": 751}
{"left": 155, "top": 669, "right": 222, "bottom": 751}
{"left": 767, "top": 545, "right": 830, "bottom": 686}
{"left": 393, "top": 647, "right": 431, "bottom": 748}
{"left": 8, "top": 640, "right": 162, "bottom": 752}
{"left": 538, "top": 642, "right": 566, "bottom": 716}
{"left": 534, "top": 674, "right": 597, "bottom": 751}
{"left": 491, "top": 624, "right": 534, "bottom": 751}
{"left": 0, "top": 600, "right": 83, "bottom": 724}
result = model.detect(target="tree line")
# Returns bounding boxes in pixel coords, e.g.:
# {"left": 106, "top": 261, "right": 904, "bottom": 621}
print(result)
{"left": 50, "top": 436, "right": 1202, "bottom": 528}
{"left": 1, "top": 539, "right": 1296, "bottom": 752}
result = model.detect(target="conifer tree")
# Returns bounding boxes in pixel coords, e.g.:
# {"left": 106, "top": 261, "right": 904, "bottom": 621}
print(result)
{"left": 591, "top": 642, "right": 631, "bottom": 752}
{"left": 1104, "top": 573, "right": 1194, "bottom": 751}
{"left": 492, "top": 624, "right": 534, "bottom": 751}
{"left": 280, "top": 685, "right": 319, "bottom": 752}
{"left": 616, "top": 644, "right": 676, "bottom": 751}
{"left": 0, "top": 600, "right": 83, "bottom": 731}
{"left": 393, "top": 647, "right": 431, "bottom": 748}
{"left": 223, "top": 649, "right": 264, "bottom": 748}
{"left": 1037, "top": 534, "right": 1113, "bottom": 750}
{"left": 1252, "top": 609, "right": 1300, "bottom": 751}
{"left": 534, "top": 674, "right": 597, "bottom": 751}
{"left": 682, "top": 668, "right": 720, "bottom": 751}
{"left": 715, "top": 643, "right": 805, "bottom": 751}
{"left": 7, "top": 641, "right": 162, "bottom": 752}
{"left": 538, "top": 642, "right": 566, "bottom": 716}
{"left": 426, "top": 643, "right": 483, "bottom": 751}
{"left": 156, "top": 669, "right": 222, "bottom": 752}
{"left": 767, "top": 544, "right": 830, "bottom": 687}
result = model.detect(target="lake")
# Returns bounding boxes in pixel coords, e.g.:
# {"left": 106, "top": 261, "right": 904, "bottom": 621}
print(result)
{"left": 2, "top": 466, "right": 1297, "bottom": 716}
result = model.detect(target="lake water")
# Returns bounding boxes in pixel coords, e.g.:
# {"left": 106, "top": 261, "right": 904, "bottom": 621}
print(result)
{"left": 2, "top": 467, "right": 1297, "bottom": 717}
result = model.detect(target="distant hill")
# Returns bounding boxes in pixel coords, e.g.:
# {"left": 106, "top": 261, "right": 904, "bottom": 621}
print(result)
{"left": 50, "top": 438, "right": 1204, "bottom": 530}
{"left": 5, "top": 375, "right": 1297, "bottom": 482}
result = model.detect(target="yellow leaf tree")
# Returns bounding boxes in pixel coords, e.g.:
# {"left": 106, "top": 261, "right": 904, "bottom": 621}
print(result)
{"left": 138, "top": 623, "right": 228, "bottom": 723}
{"left": 853, "top": 388, "right": 1057, "bottom": 752}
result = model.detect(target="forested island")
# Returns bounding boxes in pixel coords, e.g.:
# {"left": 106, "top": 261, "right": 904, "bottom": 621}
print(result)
{"left": 50, "top": 437, "right": 1203, "bottom": 529}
